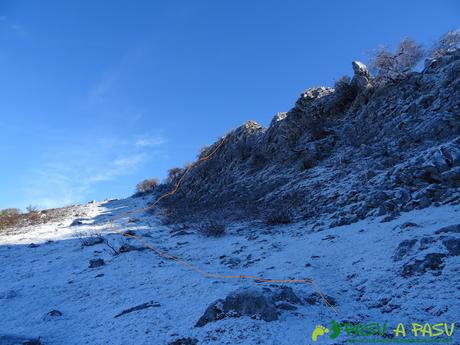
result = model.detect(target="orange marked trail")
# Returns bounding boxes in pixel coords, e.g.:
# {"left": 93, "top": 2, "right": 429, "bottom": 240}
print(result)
{"left": 106, "top": 136, "right": 338, "bottom": 314}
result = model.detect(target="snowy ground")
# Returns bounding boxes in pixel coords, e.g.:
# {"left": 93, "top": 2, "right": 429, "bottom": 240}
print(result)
{"left": 1, "top": 197, "right": 459, "bottom": 345}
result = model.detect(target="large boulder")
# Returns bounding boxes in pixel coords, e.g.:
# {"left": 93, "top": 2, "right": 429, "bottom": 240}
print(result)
{"left": 195, "top": 288, "right": 279, "bottom": 327}
{"left": 351, "top": 60, "right": 373, "bottom": 94}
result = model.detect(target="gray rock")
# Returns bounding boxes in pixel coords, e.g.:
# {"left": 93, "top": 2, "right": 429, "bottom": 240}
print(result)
{"left": 0, "top": 335, "right": 41, "bottom": 345}
{"left": 393, "top": 239, "right": 418, "bottom": 261}
{"left": 168, "top": 338, "right": 198, "bottom": 345}
{"left": 435, "top": 224, "right": 460, "bottom": 234}
{"left": 118, "top": 244, "right": 146, "bottom": 253}
{"left": 272, "top": 286, "right": 302, "bottom": 305}
{"left": 195, "top": 288, "right": 279, "bottom": 327}
{"left": 80, "top": 236, "right": 104, "bottom": 247}
{"left": 443, "top": 237, "right": 460, "bottom": 256}
{"left": 88, "top": 258, "right": 105, "bottom": 268}
{"left": 401, "top": 253, "right": 446, "bottom": 277}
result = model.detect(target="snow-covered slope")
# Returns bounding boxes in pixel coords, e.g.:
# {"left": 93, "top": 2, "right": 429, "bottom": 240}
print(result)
{"left": 1, "top": 197, "right": 459, "bottom": 344}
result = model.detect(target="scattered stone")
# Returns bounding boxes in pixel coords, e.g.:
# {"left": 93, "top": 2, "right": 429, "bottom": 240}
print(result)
{"left": 122, "top": 230, "right": 136, "bottom": 237}
{"left": 114, "top": 301, "right": 160, "bottom": 318}
{"left": 381, "top": 303, "right": 401, "bottom": 314}
{"left": 28, "top": 243, "right": 39, "bottom": 248}
{"left": 46, "top": 310, "right": 62, "bottom": 317}
{"left": 275, "top": 302, "right": 297, "bottom": 311}
{"left": 70, "top": 219, "right": 85, "bottom": 226}
{"left": 168, "top": 338, "right": 198, "bottom": 345}
{"left": 272, "top": 286, "right": 302, "bottom": 305}
{"left": 220, "top": 257, "right": 241, "bottom": 269}
{"left": 304, "top": 292, "right": 337, "bottom": 307}
{"left": 118, "top": 244, "right": 147, "bottom": 253}
{"left": 398, "top": 222, "right": 419, "bottom": 230}
{"left": 443, "top": 237, "right": 460, "bottom": 256}
{"left": 0, "top": 290, "right": 17, "bottom": 299}
{"left": 0, "top": 335, "right": 41, "bottom": 345}
{"left": 401, "top": 253, "right": 446, "bottom": 277}
{"left": 435, "top": 224, "right": 460, "bottom": 234}
{"left": 88, "top": 258, "right": 105, "bottom": 268}
{"left": 393, "top": 239, "right": 418, "bottom": 261}
{"left": 171, "top": 230, "right": 192, "bottom": 237}
{"left": 419, "top": 237, "right": 435, "bottom": 250}
{"left": 43, "top": 309, "right": 63, "bottom": 321}
{"left": 80, "top": 236, "right": 104, "bottom": 247}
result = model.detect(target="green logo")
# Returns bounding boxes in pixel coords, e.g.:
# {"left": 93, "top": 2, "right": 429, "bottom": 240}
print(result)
{"left": 310, "top": 321, "right": 456, "bottom": 343}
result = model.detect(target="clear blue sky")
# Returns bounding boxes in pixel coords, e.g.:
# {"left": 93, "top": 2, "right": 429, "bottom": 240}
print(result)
{"left": 0, "top": 0, "right": 458, "bottom": 210}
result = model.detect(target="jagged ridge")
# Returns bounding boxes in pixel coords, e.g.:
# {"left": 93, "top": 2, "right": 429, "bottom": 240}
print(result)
{"left": 156, "top": 49, "right": 460, "bottom": 227}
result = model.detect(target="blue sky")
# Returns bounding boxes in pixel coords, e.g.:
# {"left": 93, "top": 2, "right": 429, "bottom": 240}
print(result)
{"left": 0, "top": 0, "right": 458, "bottom": 210}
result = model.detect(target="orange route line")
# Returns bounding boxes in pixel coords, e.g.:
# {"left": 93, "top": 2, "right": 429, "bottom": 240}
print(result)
{"left": 106, "top": 136, "right": 338, "bottom": 314}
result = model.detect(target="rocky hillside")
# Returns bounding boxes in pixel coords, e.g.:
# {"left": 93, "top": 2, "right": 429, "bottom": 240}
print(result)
{"left": 157, "top": 48, "right": 460, "bottom": 227}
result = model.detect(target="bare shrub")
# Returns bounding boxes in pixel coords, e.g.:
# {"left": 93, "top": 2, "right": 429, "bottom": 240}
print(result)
{"left": 135, "top": 178, "right": 159, "bottom": 195}
{"left": 334, "top": 75, "right": 351, "bottom": 90}
{"left": 198, "top": 220, "right": 226, "bottom": 237}
{"left": 264, "top": 207, "right": 294, "bottom": 225}
{"left": 431, "top": 29, "right": 460, "bottom": 58}
{"left": 166, "top": 167, "right": 182, "bottom": 184}
{"left": 25, "top": 205, "right": 41, "bottom": 222}
{"left": 198, "top": 145, "right": 210, "bottom": 159}
{"left": 77, "top": 231, "right": 119, "bottom": 255}
{"left": 0, "top": 208, "right": 22, "bottom": 229}
{"left": 26, "top": 205, "right": 39, "bottom": 213}
{"left": 370, "top": 38, "right": 424, "bottom": 85}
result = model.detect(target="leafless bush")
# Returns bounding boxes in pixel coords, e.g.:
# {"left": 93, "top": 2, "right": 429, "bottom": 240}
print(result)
{"left": 334, "top": 75, "right": 351, "bottom": 90}
{"left": 198, "top": 220, "right": 226, "bottom": 237}
{"left": 135, "top": 178, "right": 159, "bottom": 195}
{"left": 166, "top": 167, "right": 182, "bottom": 184}
{"left": 25, "top": 205, "right": 41, "bottom": 222}
{"left": 430, "top": 29, "right": 460, "bottom": 58}
{"left": 26, "top": 205, "right": 39, "bottom": 213}
{"left": 77, "top": 231, "right": 119, "bottom": 255}
{"left": 264, "top": 207, "right": 293, "bottom": 225}
{"left": 370, "top": 38, "right": 424, "bottom": 85}
{"left": 0, "top": 208, "right": 22, "bottom": 230}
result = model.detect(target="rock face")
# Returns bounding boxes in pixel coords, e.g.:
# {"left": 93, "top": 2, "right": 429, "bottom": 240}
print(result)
{"left": 156, "top": 48, "right": 460, "bottom": 225}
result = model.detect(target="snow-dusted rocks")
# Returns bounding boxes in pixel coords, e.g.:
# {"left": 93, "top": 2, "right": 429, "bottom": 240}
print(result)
{"left": 351, "top": 60, "right": 373, "bottom": 93}
{"left": 157, "top": 47, "right": 460, "bottom": 228}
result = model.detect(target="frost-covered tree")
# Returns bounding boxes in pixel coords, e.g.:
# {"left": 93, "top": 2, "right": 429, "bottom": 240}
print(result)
{"left": 370, "top": 38, "right": 424, "bottom": 85}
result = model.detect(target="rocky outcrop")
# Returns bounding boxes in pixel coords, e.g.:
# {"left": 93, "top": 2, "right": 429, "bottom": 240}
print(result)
{"left": 156, "top": 48, "right": 460, "bottom": 226}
